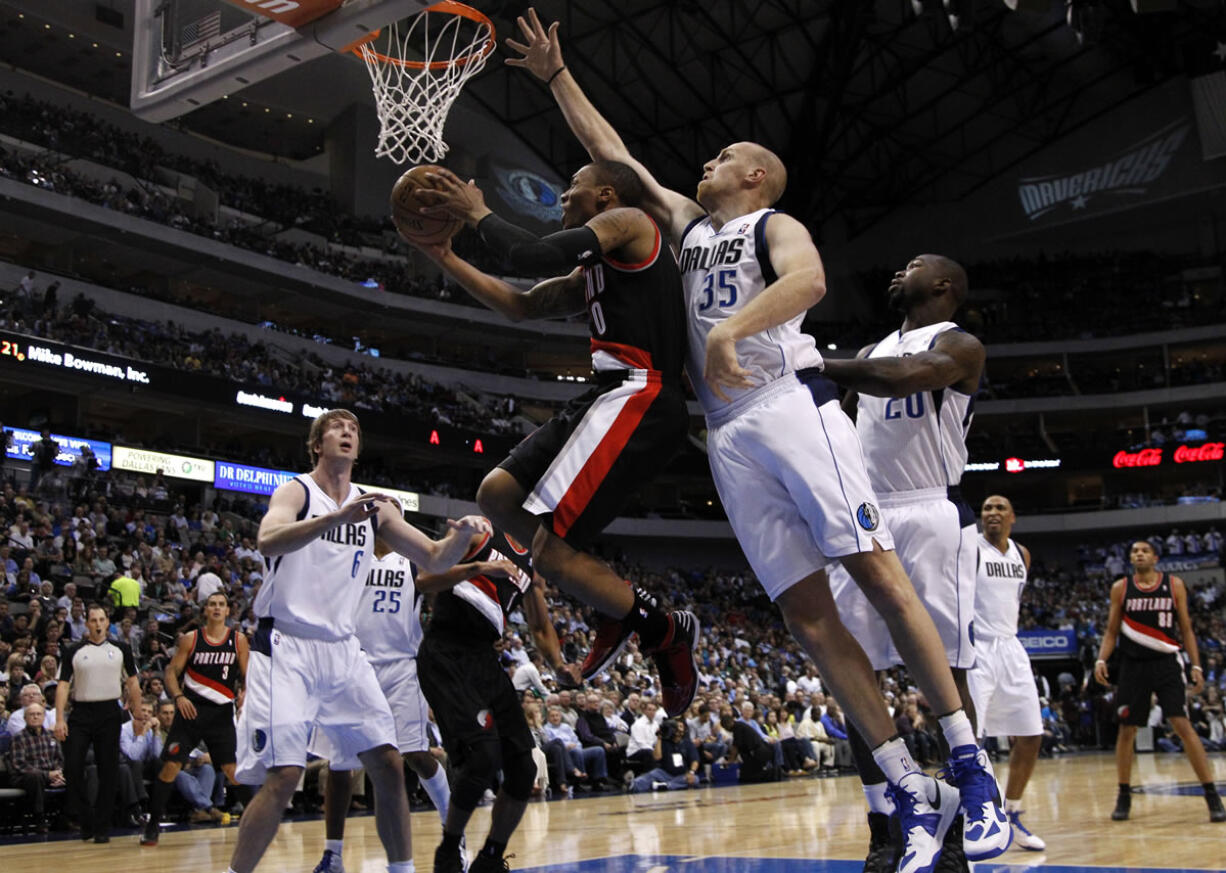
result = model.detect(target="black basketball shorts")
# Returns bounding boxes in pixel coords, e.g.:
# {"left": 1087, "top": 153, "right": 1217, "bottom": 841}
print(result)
{"left": 498, "top": 371, "right": 688, "bottom": 548}
{"left": 1116, "top": 653, "right": 1187, "bottom": 726}
{"left": 162, "top": 699, "right": 238, "bottom": 766}
{"left": 417, "top": 631, "right": 533, "bottom": 769}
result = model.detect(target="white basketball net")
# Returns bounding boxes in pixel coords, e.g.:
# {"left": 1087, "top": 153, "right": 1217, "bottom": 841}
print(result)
{"left": 357, "top": 7, "right": 493, "bottom": 165}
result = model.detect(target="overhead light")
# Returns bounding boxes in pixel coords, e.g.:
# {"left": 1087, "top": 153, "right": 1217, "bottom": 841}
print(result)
{"left": 44, "top": 23, "right": 50, "bottom": 29}
{"left": 68, "top": 33, "right": 75, "bottom": 39}
{"left": 827, "top": 343, "right": 837, "bottom": 350}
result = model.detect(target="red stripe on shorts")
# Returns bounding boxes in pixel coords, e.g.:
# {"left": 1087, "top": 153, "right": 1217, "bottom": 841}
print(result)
{"left": 552, "top": 377, "right": 662, "bottom": 539}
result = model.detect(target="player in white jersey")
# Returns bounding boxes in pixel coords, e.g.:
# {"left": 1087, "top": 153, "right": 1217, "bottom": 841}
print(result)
{"left": 820, "top": 255, "right": 993, "bottom": 871}
{"left": 228, "top": 409, "right": 490, "bottom": 873}
{"left": 967, "top": 495, "right": 1046, "bottom": 851}
{"left": 507, "top": 13, "right": 1008, "bottom": 872}
{"left": 311, "top": 540, "right": 523, "bottom": 873}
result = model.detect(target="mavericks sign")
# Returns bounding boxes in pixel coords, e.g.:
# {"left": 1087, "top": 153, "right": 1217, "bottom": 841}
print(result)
{"left": 1018, "top": 121, "right": 1189, "bottom": 222}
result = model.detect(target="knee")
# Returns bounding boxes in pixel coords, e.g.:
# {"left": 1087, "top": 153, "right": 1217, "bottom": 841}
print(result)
{"left": 404, "top": 751, "right": 438, "bottom": 777}
{"left": 530, "top": 527, "right": 567, "bottom": 579}
{"left": 262, "top": 766, "right": 304, "bottom": 801}
{"left": 362, "top": 746, "right": 406, "bottom": 786}
{"left": 476, "top": 471, "right": 519, "bottom": 523}
{"left": 844, "top": 553, "right": 915, "bottom": 613}
{"left": 502, "top": 750, "right": 536, "bottom": 802}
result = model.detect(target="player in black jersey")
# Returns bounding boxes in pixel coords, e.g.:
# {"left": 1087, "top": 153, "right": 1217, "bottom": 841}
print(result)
{"left": 141, "top": 592, "right": 251, "bottom": 846}
{"left": 1095, "top": 540, "right": 1224, "bottom": 823}
{"left": 416, "top": 527, "right": 578, "bottom": 873}
{"left": 412, "top": 164, "right": 700, "bottom": 717}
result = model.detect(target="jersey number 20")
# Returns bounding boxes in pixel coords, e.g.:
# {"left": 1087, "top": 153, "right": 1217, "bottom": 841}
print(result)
{"left": 885, "top": 393, "right": 925, "bottom": 420}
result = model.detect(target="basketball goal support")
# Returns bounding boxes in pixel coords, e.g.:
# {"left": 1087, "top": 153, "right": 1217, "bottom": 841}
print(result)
{"left": 130, "top": 0, "right": 424, "bottom": 123}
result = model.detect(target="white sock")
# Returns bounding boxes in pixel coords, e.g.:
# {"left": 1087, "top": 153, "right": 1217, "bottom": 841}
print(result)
{"left": 387, "top": 862, "right": 415, "bottom": 873}
{"left": 421, "top": 768, "right": 451, "bottom": 824}
{"left": 864, "top": 781, "right": 896, "bottom": 815}
{"left": 938, "top": 710, "right": 977, "bottom": 751}
{"left": 1005, "top": 797, "right": 1023, "bottom": 813}
{"left": 325, "top": 839, "right": 343, "bottom": 855}
{"left": 871, "top": 737, "right": 918, "bottom": 785}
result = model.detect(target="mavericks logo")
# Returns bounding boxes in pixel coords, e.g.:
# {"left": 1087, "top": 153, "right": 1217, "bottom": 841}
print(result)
{"left": 1017, "top": 120, "right": 1189, "bottom": 221}
{"left": 252, "top": 729, "right": 268, "bottom": 753}
{"left": 856, "top": 502, "right": 880, "bottom": 532}
{"left": 494, "top": 167, "right": 563, "bottom": 222}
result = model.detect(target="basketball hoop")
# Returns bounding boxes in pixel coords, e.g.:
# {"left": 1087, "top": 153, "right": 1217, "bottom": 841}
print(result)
{"left": 354, "top": 0, "right": 495, "bottom": 165}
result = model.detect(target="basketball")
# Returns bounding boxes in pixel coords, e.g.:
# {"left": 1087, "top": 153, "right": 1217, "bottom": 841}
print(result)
{"left": 390, "top": 164, "right": 463, "bottom": 246}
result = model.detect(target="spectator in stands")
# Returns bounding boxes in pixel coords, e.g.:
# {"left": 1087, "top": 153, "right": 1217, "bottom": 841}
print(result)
{"left": 542, "top": 705, "right": 608, "bottom": 788}
{"left": 730, "top": 704, "right": 780, "bottom": 784}
{"left": 10, "top": 699, "right": 64, "bottom": 832}
{"left": 625, "top": 717, "right": 700, "bottom": 792}
{"left": 29, "top": 429, "right": 59, "bottom": 494}
{"left": 626, "top": 699, "right": 661, "bottom": 771}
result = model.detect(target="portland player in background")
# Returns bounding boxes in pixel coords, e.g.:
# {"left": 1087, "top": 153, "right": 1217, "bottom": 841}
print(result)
{"left": 414, "top": 163, "right": 698, "bottom": 716}
{"left": 1094, "top": 540, "right": 1225, "bottom": 823}
{"left": 506, "top": 12, "right": 1009, "bottom": 873}
{"left": 967, "top": 495, "right": 1046, "bottom": 851}
{"left": 226, "top": 409, "right": 490, "bottom": 873}
{"left": 820, "top": 253, "right": 995, "bottom": 870}
{"left": 311, "top": 534, "right": 527, "bottom": 873}
{"left": 141, "top": 591, "right": 249, "bottom": 846}
{"left": 418, "top": 528, "right": 579, "bottom": 873}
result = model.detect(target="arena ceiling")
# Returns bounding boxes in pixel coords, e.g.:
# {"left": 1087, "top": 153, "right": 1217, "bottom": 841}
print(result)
{"left": 3, "top": 0, "right": 1225, "bottom": 240}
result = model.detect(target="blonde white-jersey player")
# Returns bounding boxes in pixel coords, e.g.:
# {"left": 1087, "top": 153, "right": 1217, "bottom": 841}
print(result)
{"left": 227, "top": 409, "right": 490, "bottom": 873}
{"left": 506, "top": 11, "right": 1010, "bottom": 873}
{"left": 967, "top": 495, "right": 1046, "bottom": 851}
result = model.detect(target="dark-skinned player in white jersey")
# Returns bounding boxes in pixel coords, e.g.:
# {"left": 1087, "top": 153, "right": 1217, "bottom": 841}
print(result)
{"left": 1095, "top": 540, "right": 1224, "bottom": 823}
{"left": 503, "top": 11, "right": 1010, "bottom": 872}
{"left": 412, "top": 160, "right": 699, "bottom": 717}
{"left": 820, "top": 255, "right": 990, "bottom": 873}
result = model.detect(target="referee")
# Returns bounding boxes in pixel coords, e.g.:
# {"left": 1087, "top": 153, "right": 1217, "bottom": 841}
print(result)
{"left": 54, "top": 602, "right": 143, "bottom": 843}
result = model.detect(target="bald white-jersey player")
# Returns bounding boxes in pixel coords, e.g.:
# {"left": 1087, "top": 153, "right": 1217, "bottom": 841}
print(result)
{"left": 967, "top": 495, "right": 1046, "bottom": 851}
{"left": 507, "top": 12, "right": 1010, "bottom": 873}
{"left": 311, "top": 539, "right": 523, "bottom": 873}
{"left": 821, "top": 254, "right": 995, "bottom": 871}
{"left": 227, "top": 408, "right": 490, "bottom": 873}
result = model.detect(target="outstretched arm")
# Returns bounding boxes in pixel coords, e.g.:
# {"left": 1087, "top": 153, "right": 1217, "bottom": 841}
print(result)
{"left": 423, "top": 241, "right": 588, "bottom": 323}
{"left": 822, "top": 329, "right": 985, "bottom": 398}
{"left": 505, "top": 9, "right": 703, "bottom": 244}
{"left": 374, "top": 506, "right": 492, "bottom": 575}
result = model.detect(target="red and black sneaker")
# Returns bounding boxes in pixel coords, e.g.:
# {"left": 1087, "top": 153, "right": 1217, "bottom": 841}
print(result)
{"left": 580, "top": 615, "right": 635, "bottom": 681}
{"left": 649, "top": 610, "right": 700, "bottom": 717}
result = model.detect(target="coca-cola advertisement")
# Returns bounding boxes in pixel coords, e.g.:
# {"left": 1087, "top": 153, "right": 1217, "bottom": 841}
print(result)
{"left": 1113, "top": 442, "right": 1224, "bottom": 469}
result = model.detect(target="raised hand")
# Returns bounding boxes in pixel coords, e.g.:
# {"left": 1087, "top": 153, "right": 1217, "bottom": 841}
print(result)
{"left": 335, "top": 493, "right": 394, "bottom": 526}
{"left": 504, "top": 8, "right": 564, "bottom": 82}
{"left": 417, "top": 168, "right": 492, "bottom": 226}
{"left": 448, "top": 515, "right": 493, "bottom": 538}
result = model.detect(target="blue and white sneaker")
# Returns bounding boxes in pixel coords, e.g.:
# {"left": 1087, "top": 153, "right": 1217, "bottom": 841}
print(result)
{"left": 947, "top": 744, "right": 1012, "bottom": 860}
{"left": 1009, "top": 810, "right": 1046, "bottom": 851}
{"left": 312, "top": 849, "right": 344, "bottom": 873}
{"left": 888, "top": 772, "right": 961, "bottom": 873}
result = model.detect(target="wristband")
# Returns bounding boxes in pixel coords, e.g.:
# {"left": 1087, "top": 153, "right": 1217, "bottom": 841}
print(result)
{"left": 546, "top": 65, "right": 566, "bottom": 85}
{"left": 1192, "top": 665, "right": 1203, "bottom": 672}
{"left": 1095, "top": 659, "right": 1106, "bottom": 665}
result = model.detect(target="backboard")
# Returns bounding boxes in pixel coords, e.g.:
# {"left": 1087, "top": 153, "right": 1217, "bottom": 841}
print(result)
{"left": 130, "top": 0, "right": 426, "bottom": 123}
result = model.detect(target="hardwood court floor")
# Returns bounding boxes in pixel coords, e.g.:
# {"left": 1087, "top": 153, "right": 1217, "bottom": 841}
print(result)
{"left": 6, "top": 752, "right": 1224, "bottom": 872}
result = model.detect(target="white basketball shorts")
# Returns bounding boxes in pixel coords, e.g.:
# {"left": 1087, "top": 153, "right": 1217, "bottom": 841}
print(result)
{"left": 829, "top": 489, "right": 977, "bottom": 670}
{"left": 310, "top": 657, "right": 430, "bottom": 767}
{"left": 236, "top": 629, "right": 396, "bottom": 783}
{"left": 706, "top": 373, "right": 894, "bottom": 601}
{"left": 968, "top": 636, "right": 1043, "bottom": 738}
